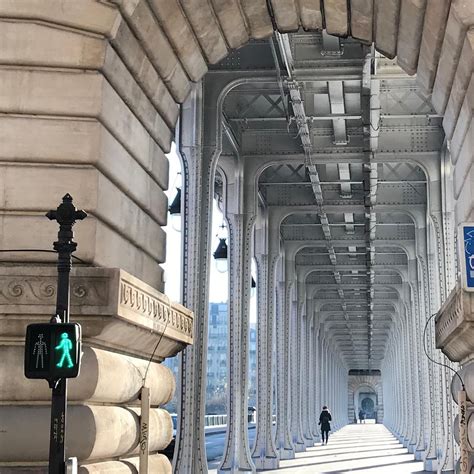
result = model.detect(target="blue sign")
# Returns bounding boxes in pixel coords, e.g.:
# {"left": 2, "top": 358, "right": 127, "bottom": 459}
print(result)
{"left": 462, "top": 225, "right": 474, "bottom": 290}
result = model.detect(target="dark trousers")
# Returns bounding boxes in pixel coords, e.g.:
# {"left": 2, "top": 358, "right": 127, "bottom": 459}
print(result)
{"left": 321, "top": 430, "right": 329, "bottom": 444}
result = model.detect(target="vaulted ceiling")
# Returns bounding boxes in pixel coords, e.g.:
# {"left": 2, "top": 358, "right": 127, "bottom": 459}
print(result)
{"left": 211, "top": 31, "right": 443, "bottom": 370}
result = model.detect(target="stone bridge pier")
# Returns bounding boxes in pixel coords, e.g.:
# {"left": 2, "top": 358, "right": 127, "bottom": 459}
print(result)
{"left": 0, "top": 1, "right": 474, "bottom": 473}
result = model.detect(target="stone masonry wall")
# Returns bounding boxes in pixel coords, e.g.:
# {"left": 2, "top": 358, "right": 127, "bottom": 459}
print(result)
{"left": 0, "top": 266, "right": 193, "bottom": 472}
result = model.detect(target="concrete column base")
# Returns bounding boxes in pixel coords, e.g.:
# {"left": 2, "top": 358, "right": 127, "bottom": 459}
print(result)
{"left": 252, "top": 456, "right": 279, "bottom": 470}
{"left": 218, "top": 467, "right": 255, "bottom": 474}
{"left": 415, "top": 449, "right": 425, "bottom": 460}
{"left": 293, "top": 441, "right": 306, "bottom": 452}
{"left": 277, "top": 448, "right": 295, "bottom": 460}
{"left": 407, "top": 442, "right": 417, "bottom": 453}
{"left": 424, "top": 457, "right": 439, "bottom": 471}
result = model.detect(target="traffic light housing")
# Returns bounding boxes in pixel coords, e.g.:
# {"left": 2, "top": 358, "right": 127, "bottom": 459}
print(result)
{"left": 25, "top": 323, "right": 82, "bottom": 380}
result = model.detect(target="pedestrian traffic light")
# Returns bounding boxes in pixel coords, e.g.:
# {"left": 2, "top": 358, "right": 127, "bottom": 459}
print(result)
{"left": 25, "top": 323, "right": 82, "bottom": 380}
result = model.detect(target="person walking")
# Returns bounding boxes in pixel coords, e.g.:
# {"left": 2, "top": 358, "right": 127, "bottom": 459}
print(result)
{"left": 319, "top": 406, "right": 332, "bottom": 445}
{"left": 358, "top": 409, "right": 365, "bottom": 424}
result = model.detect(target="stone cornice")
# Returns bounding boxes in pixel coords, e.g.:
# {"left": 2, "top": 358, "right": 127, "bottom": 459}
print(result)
{"left": 436, "top": 283, "right": 474, "bottom": 363}
{"left": 0, "top": 266, "right": 193, "bottom": 361}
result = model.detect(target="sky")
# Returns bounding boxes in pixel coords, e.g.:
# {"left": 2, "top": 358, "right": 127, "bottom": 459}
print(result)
{"left": 162, "top": 144, "right": 257, "bottom": 323}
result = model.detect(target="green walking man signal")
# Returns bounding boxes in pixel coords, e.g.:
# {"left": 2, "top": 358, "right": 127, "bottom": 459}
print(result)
{"left": 55, "top": 332, "right": 74, "bottom": 368}
{"left": 25, "top": 323, "right": 82, "bottom": 380}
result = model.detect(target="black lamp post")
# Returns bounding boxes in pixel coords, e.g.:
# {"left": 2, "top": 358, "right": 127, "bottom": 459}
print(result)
{"left": 46, "top": 194, "right": 86, "bottom": 474}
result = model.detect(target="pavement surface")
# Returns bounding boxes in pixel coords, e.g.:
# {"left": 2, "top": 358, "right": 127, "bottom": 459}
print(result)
{"left": 209, "top": 423, "right": 429, "bottom": 473}
{"left": 207, "top": 425, "right": 256, "bottom": 468}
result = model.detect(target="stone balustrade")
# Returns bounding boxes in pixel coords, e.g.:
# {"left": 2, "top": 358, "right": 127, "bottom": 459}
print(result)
{"left": 436, "top": 283, "right": 474, "bottom": 363}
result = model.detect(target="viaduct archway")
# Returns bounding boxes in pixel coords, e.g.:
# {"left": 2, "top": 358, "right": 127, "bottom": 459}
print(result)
{"left": 0, "top": 1, "right": 473, "bottom": 473}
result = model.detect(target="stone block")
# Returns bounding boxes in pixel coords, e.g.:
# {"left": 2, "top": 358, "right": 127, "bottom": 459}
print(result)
{"left": 297, "top": 0, "right": 323, "bottom": 31}
{"left": 455, "top": 162, "right": 474, "bottom": 224}
{"left": 0, "top": 163, "right": 166, "bottom": 260}
{"left": 0, "top": 215, "right": 164, "bottom": 289}
{"left": 209, "top": 0, "right": 250, "bottom": 49}
{"left": 0, "top": 405, "right": 172, "bottom": 461}
{"left": 431, "top": 0, "right": 474, "bottom": 113}
{"left": 374, "top": 0, "right": 401, "bottom": 59}
{"left": 0, "top": 68, "right": 172, "bottom": 158}
{"left": 0, "top": 0, "right": 121, "bottom": 35}
{"left": 0, "top": 116, "right": 169, "bottom": 212}
{"left": 0, "top": 346, "right": 175, "bottom": 406}
{"left": 111, "top": 0, "right": 191, "bottom": 103}
{"left": 396, "top": 0, "right": 427, "bottom": 75}
{"left": 101, "top": 71, "right": 173, "bottom": 155}
{"left": 112, "top": 20, "right": 179, "bottom": 128}
{"left": 178, "top": 0, "right": 229, "bottom": 64}
{"left": 350, "top": 0, "right": 374, "bottom": 44}
{"left": 453, "top": 120, "right": 474, "bottom": 198}
{"left": 102, "top": 44, "right": 173, "bottom": 151}
{"left": 240, "top": 0, "right": 274, "bottom": 39}
{"left": 324, "top": 0, "right": 349, "bottom": 37}
{"left": 0, "top": 266, "right": 193, "bottom": 360}
{"left": 443, "top": 33, "right": 474, "bottom": 138}
{"left": 416, "top": 0, "right": 451, "bottom": 93}
{"left": 0, "top": 19, "right": 178, "bottom": 133}
{"left": 0, "top": 20, "right": 106, "bottom": 68}
{"left": 79, "top": 455, "right": 172, "bottom": 473}
{"left": 450, "top": 77, "right": 474, "bottom": 162}
{"left": 270, "top": 0, "right": 300, "bottom": 32}
{"left": 147, "top": 0, "right": 208, "bottom": 80}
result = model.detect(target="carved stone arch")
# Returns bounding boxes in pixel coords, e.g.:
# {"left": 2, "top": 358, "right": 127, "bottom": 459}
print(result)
{"left": 128, "top": 2, "right": 472, "bottom": 151}
{"left": 106, "top": 1, "right": 472, "bottom": 139}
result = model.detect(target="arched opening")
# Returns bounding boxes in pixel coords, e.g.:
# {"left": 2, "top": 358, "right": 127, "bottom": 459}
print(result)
{"left": 356, "top": 385, "right": 377, "bottom": 422}
{"left": 1, "top": 2, "right": 473, "bottom": 473}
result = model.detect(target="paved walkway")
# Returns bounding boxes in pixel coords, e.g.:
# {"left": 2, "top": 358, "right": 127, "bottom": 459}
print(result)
{"left": 260, "top": 423, "right": 426, "bottom": 473}
{"left": 210, "top": 423, "right": 428, "bottom": 473}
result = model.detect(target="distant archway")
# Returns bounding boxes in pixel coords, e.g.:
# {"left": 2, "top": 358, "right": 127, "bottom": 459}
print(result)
{"left": 348, "top": 372, "right": 383, "bottom": 424}
{"left": 356, "top": 385, "right": 377, "bottom": 420}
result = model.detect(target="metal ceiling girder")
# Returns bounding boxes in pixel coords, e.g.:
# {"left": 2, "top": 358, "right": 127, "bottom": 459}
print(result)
{"left": 285, "top": 240, "right": 415, "bottom": 265}
{"left": 276, "top": 32, "right": 357, "bottom": 333}
{"left": 221, "top": 113, "right": 240, "bottom": 156}
{"left": 276, "top": 33, "right": 362, "bottom": 346}
{"left": 340, "top": 167, "right": 353, "bottom": 200}
{"left": 328, "top": 80, "right": 349, "bottom": 145}
{"left": 245, "top": 35, "right": 430, "bottom": 371}
{"left": 364, "top": 53, "right": 381, "bottom": 365}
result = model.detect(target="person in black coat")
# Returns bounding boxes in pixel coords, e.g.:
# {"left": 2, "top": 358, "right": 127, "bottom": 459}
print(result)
{"left": 319, "top": 406, "right": 332, "bottom": 445}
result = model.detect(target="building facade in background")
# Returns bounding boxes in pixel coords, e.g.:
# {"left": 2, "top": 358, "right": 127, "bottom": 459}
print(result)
{"left": 166, "top": 302, "right": 257, "bottom": 414}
